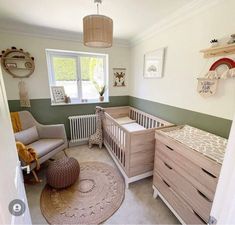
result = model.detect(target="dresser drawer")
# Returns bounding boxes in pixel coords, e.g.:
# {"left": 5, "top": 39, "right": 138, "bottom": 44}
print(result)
{"left": 153, "top": 172, "right": 205, "bottom": 224}
{"left": 154, "top": 156, "right": 211, "bottom": 222}
{"left": 155, "top": 133, "right": 221, "bottom": 178}
{"left": 156, "top": 141, "right": 218, "bottom": 193}
{"left": 156, "top": 141, "right": 218, "bottom": 199}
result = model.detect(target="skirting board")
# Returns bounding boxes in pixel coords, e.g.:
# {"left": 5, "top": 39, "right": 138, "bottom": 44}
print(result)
{"left": 69, "top": 140, "right": 88, "bottom": 147}
{"left": 152, "top": 185, "right": 185, "bottom": 225}
{"left": 104, "top": 140, "right": 153, "bottom": 188}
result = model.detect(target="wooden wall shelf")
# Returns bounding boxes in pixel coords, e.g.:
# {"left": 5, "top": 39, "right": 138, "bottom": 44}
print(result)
{"left": 200, "top": 43, "right": 235, "bottom": 58}
{"left": 2, "top": 57, "right": 29, "bottom": 61}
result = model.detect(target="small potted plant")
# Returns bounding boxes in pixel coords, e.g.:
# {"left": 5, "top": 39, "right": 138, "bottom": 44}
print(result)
{"left": 97, "top": 85, "right": 106, "bottom": 102}
{"left": 210, "top": 39, "right": 219, "bottom": 47}
{"left": 227, "top": 34, "right": 235, "bottom": 44}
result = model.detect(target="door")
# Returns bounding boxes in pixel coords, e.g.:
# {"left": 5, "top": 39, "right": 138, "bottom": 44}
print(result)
{"left": 210, "top": 115, "right": 235, "bottom": 224}
{"left": 0, "top": 66, "right": 32, "bottom": 224}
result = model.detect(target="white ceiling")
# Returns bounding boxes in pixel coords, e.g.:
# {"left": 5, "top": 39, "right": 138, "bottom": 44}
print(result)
{"left": 0, "top": 0, "right": 194, "bottom": 41}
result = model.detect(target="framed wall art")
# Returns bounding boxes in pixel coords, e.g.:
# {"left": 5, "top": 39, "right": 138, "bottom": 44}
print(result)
{"left": 113, "top": 68, "right": 126, "bottom": 87}
{"left": 143, "top": 47, "right": 165, "bottom": 78}
{"left": 51, "top": 86, "right": 66, "bottom": 103}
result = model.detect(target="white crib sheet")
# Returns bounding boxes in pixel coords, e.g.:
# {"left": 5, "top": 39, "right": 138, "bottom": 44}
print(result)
{"left": 122, "top": 122, "right": 146, "bottom": 132}
{"left": 115, "top": 117, "right": 136, "bottom": 125}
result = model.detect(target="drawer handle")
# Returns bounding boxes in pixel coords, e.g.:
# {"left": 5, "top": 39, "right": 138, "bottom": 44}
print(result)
{"left": 164, "top": 162, "right": 173, "bottom": 170}
{"left": 166, "top": 145, "right": 174, "bottom": 151}
{"left": 193, "top": 210, "right": 207, "bottom": 224}
{"left": 197, "top": 189, "right": 212, "bottom": 203}
{"left": 202, "top": 168, "right": 217, "bottom": 178}
{"left": 162, "top": 179, "right": 171, "bottom": 188}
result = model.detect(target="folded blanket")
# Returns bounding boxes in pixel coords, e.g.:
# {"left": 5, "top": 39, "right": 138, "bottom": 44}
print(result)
{"left": 10, "top": 112, "right": 22, "bottom": 133}
{"left": 16, "top": 141, "right": 40, "bottom": 170}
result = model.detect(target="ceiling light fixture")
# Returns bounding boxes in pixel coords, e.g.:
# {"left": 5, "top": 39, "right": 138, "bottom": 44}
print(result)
{"left": 83, "top": 0, "right": 113, "bottom": 48}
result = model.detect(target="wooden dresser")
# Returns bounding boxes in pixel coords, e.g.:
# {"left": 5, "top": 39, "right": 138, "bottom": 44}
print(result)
{"left": 153, "top": 125, "right": 227, "bottom": 224}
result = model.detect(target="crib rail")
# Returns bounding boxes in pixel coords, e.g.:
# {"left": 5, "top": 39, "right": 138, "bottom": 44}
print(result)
{"left": 129, "top": 107, "right": 171, "bottom": 129}
{"left": 103, "top": 112, "right": 129, "bottom": 172}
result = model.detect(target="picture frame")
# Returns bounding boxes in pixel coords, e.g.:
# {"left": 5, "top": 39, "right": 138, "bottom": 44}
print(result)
{"left": 113, "top": 68, "right": 126, "bottom": 87}
{"left": 143, "top": 47, "right": 165, "bottom": 78}
{"left": 51, "top": 86, "right": 66, "bottom": 103}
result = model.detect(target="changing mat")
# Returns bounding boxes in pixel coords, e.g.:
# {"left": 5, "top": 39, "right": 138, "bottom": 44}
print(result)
{"left": 160, "top": 125, "right": 227, "bottom": 164}
{"left": 122, "top": 123, "right": 146, "bottom": 132}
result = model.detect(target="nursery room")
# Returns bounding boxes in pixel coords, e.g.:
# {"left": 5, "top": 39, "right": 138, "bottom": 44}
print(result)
{"left": 1, "top": 0, "right": 235, "bottom": 224}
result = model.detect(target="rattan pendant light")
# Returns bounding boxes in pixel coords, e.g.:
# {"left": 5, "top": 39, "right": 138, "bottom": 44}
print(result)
{"left": 83, "top": 0, "right": 113, "bottom": 48}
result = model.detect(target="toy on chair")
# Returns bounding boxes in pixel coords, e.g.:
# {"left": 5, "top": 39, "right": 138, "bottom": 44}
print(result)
{"left": 89, "top": 106, "right": 104, "bottom": 149}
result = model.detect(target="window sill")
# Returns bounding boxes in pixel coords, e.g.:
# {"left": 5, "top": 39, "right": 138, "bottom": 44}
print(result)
{"left": 51, "top": 99, "right": 110, "bottom": 106}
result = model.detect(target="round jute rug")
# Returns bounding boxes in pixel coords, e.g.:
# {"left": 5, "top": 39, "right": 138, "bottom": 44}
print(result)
{"left": 40, "top": 162, "right": 125, "bottom": 224}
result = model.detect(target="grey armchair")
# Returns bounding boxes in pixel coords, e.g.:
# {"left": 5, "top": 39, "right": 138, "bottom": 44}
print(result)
{"left": 15, "top": 111, "right": 68, "bottom": 181}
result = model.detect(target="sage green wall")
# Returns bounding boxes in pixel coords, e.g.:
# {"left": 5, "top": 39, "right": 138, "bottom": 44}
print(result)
{"left": 129, "top": 96, "right": 232, "bottom": 138}
{"left": 8, "top": 95, "right": 232, "bottom": 139}
{"left": 8, "top": 96, "right": 129, "bottom": 139}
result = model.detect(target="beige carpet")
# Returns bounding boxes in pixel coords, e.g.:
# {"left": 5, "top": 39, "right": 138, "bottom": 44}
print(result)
{"left": 26, "top": 146, "right": 179, "bottom": 224}
{"left": 40, "top": 161, "right": 125, "bottom": 224}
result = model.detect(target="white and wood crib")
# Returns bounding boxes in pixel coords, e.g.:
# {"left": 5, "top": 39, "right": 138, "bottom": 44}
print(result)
{"left": 102, "top": 106, "right": 173, "bottom": 188}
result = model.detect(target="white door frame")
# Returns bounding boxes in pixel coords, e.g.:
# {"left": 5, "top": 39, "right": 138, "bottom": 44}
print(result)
{"left": 210, "top": 115, "right": 235, "bottom": 224}
{"left": 0, "top": 66, "right": 32, "bottom": 224}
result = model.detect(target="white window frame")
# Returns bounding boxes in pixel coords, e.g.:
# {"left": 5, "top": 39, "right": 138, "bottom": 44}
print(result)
{"left": 46, "top": 49, "right": 109, "bottom": 104}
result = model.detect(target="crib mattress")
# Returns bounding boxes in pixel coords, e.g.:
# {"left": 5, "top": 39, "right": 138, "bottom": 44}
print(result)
{"left": 115, "top": 117, "right": 136, "bottom": 125}
{"left": 159, "top": 125, "right": 227, "bottom": 164}
{"left": 122, "top": 122, "right": 146, "bottom": 132}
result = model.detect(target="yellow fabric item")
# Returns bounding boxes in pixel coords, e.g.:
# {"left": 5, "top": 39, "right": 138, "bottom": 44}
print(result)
{"left": 16, "top": 141, "right": 40, "bottom": 170}
{"left": 10, "top": 112, "right": 22, "bottom": 133}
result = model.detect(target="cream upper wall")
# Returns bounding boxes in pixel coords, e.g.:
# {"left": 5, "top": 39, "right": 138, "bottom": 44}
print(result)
{"left": 130, "top": 0, "right": 235, "bottom": 120}
{"left": 1, "top": 0, "right": 235, "bottom": 121}
{"left": 0, "top": 33, "right": 130, "bottom": 100}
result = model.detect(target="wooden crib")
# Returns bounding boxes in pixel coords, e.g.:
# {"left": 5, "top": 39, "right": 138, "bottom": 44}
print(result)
{"left": 102, "top": 106, "right": 173, "bottom": 187}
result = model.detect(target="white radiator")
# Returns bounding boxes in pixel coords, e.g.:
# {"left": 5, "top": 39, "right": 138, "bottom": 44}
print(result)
{"left": 69, "top": 114, "right": 96, "bottom": 145}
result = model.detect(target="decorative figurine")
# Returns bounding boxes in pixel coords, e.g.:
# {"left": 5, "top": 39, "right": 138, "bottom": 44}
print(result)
{"left": 227, "top": 34, "right": 235, "bottom": 44}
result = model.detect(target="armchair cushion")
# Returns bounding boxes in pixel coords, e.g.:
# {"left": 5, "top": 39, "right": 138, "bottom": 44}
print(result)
{"left": 37, "top": 124, "right": 67, "bottom": 140}
{"left": 15, "top": 126, "right": 39, "bottom": 145}
{"left": 27, "top": 139, "right": 64, "bottom": 158}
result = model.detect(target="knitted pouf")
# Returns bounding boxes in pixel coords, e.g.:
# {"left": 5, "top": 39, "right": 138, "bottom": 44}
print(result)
{"left": 46, "top": 157, "right": 80, "bottom": 189}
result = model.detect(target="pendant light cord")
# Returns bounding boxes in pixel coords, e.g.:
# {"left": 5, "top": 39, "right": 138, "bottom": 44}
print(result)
{"left": 94, "top": 0, "right": 102, "bottom": 14}
{"left": 97, "top": 3, "right": 99, "bottom": 14}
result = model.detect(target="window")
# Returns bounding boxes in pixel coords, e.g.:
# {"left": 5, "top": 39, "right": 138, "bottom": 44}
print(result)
{"left": 46, "top": 49, "right": 108, "bottom": 104}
